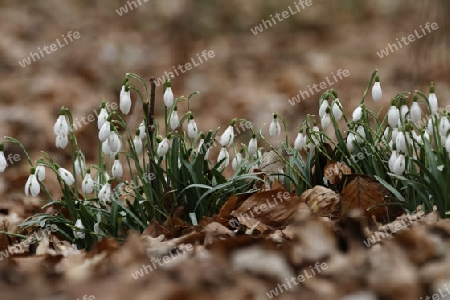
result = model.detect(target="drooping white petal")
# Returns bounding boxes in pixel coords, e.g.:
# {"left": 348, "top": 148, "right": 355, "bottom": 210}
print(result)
{"left": 138, "top": 121, "right": 146, "bottom": 139}
{"left": 54, "top": 115, "right": 69, "bottom": 136}
{"left": 400, "top": 104, "right": 409, "bottom": 122}
{"left": 294, "top": 132, "right": 306, "bottom": 150}
{"left": 74, "top": 156, "right": 85, "bottom": 176}
{"left": 217, "top": 147, "right": 229, "bottom": 169}
{"left": 321, "top": 113, "right": 331, "bottom": 130}
{"left": 429, "top": 93, "right": 438, "bottom": 114}
{"left": 247, "top": 137, "right": 258, "bottom": 157}
{"left": 372, "top": 81, "right": 382, "bottom": 102}
{"left": 164, "top": 87, "right": 174, "bottom": 107}
{"left": 410, "top": 102, "right": 422, "bottom": 123}
{"left": 119, "top": 86, "right": 132, "bottom": 115}
{"left": 319, "top": 100, "right": 329, "bottom": 118}
{"left": 73, "top": 219, "right": 85, "bottom": 239}
{"left": 187, "top": 118, "right": 198, "bottom": 139}
{"left": 269, "top": 119, "right": 281, "bottom": 136}
{"left": 388, "top": 106, "right": 400, "bottom": 128}
{"left": 108, "top": 132, "right": 120, "bottom": 153}
{"left": 170, "top": 110, "right": 179, "bottom": 130}
{"left": 157, "top": 138, "right": 170, "bottom": 157}
{"left": 99, "top": 121, "right": 111, "bottom": 142}
{"left": 393, "top": 154, "right": 405, "bottom": 175}
{"left": 220, "top": 125, "right": 234, "bottom": 147}
{"left": 389, "top": 150, "right": 398, "bottom": 173}
{"left": 35, "top": 164, "right": 46, "bottom": 181}
{"left": 395, "top": 131, "right": 407, "bottom": 153}
{"left": 82, "top": 173, "right": 95, "bottom": 194}
{"left": 98, "top": 107, "right": 108, "bottom": 130}
{"left": 55, "top": 134, "right": 68, "bottom": 149}
{"left": 332, "top": 99, "right": 343, "bottom": 120}
{"left": 133, "top": 136, "right": 143, "bottom": 155}
{"left": 111, "top": 159, "right": 123, "bottom": 178}
{"left": 352, "top": 106, "right": 363, "bottom": 121}
{"left": 347, "top": 133, "right": 356, "bottom": 152}
{"left": 232, "top": 153, "right": 243, "bottom": 171}
{"left": 58, "top": 167, "right": 75, "bottom": 186}
{"left": 355, "top": 125, "right": 366, "bottom": 143}
{"left": 0, "top": 151, "right": 7, "bottom": 172}
{"left": 99, "top": 183, "right": 112, "bottom": 203}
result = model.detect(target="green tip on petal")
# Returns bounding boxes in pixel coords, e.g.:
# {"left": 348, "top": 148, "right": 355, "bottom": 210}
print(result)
{"left": 123, "top": 77, "right": 129, "bottom": 85}
{"left": 115, "top": 153, "right": 119, "bottom": 160}
{"left": 173, "top": 105, "right": 178, "bottom": 111}
{"left": 413, "top": 94, "right": 418, "bottom": 102}
{"left": 251, "top": 133, "right": 256, "bottom": 138}
{"left": 189, "top": 115, "right": 194, "bottom": 120}
{"left": 86, "top": 168, "right": 91, "bottom": 174}
{"left": 167, "top": 133, "right": 172, "bottom": 139}
{"left": 101, "top": 101, "right": 106, "bottom": 108}
{"left": 273, "top": 114, "right": 278, "bottom": 120}
{"left": 30, "top": 167, "right": 36, "bottom": 174}
{"left": 230, "top": 118, "right": 237, "bottom": 126}
{"left": 391, "top": 98, "right": 397, "bottom": 106}
{"left": 0, "top": 143, "right": 3, "bottom": 151}
{"left": 325, "top": 107, "right": 331, "bottom": 114}
{"left": 136, "top": 128, "right": 140, "bottom": 135}
{"left": 430, "top": 82, "right": 435, "bottom": 93}
{"left": 200, "top": 133, "right": 206, "bottom": 139}
{"left": 331, "top": 89, "right": 338, "bottom": 98}
{"left": 59, "top": 107, "right": 66, "bottom": 115}
{"left": 374, "top": 75, "right": 380, "bottom": 82}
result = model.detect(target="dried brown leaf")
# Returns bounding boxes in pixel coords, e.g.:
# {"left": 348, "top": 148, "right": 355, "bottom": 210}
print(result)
{"left": 323, "top": 160, "right": 351, "bottom": 186}
{"left": 300, "top": 185, "right": 341, "bottom": 218}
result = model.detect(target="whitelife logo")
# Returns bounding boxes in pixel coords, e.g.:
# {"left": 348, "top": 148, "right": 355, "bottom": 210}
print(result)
{"left": 250, "top": 0, "right": 313, "bottom": 35}
{"left": 18, "top": 31, "right": 81, "bottom": 68}
{"left": 376, "top": 22, "right": 439, "bottom": 58}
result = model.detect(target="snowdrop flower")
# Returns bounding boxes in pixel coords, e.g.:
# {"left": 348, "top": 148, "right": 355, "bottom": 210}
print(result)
{"left": 269, "top": 114, "right": 281, "bottom": 136}
{"left": 133, "top": 134, "right": 143, "bottom": 155}
{"left": 82, "top": 170, "right": 95, "bottom": 194}
{"left": 372, "top": 75, "right": 382, "bottom": 102}
{"left": 73, "top": 219, "right": 85, "bottom": 239}
{"left": 53, "top": 109, "right": 69, "bottom": 136}
{"left": 197, "top": 134, "right": 210, "bottom": 159}
{"left": 187, "top": 115, "right": 198, "bottom": 139}
{"left": 294, "top": 131, "right": 307, "bottom": 151}
{"left": 410, "top": 98, "right": 421, "bottom": 123}
{"left": 25, "top": 168, "right": 40, "bottom": 196}
{"left": 355, "top": 125, "right": 366, "bottom": 143}
{"left": 111, "top": 155, "right": 123, "bottom": 178}
{"left": 352, "top": 106, "right": 363, "bottom": 122}
{"left": 99, "top": 118, "right": 111, "bottom": 142}
{"left": 220, "top": 119, "right": 236, "bottom": 147}
{"left": 55, "top": 134, "right": 68, "bottom": 149}
{"left": 388, "top": 103, "right": 400, "bottom": 128}
{"left": 99, "top": 182, "right": 112, "bottom": 203}
{"left": 102, "top": 140, "right": 112, "bottom": 156}
{"left": 247, "top": 134, "right": 258, "bottom": 157}
{"left": 164, "top": 86, "right": 174, "bottom": 107}
{"left": 74, "top": 154, "right": 85, "bottom": 176}
{"left": 35, "top": 164, "right": 46, "bottom": 181}
{"left": 400, "top": 103, "right": 409, "bottom": 122}
{"left": 138, "top": 122, "right": 146, "bottom": 139}
{"left": 445, "top": 135, "right": 450, "bottom": 154}
{"left": 393, "top": 154, "right": 406, "bottom": 175}
{"left": 217, "top": 146, "right": 229, "bottom": 169}
{"left": 347, "top": 132, "right": 356, "bottom": 152}
{"left": 170, "top": 106, "right": 179, "bottom": 130}
{"left": 232, "top": 151, "right": 244, "bottom": 171}
{"left": 388, "top": 148, "right": 398, "bottom": 173}
{"left": 0, "top": 144, "right": 6, "bottom": 172}
{"left": 58, "top": 167, "right": 75, "bottom": 186}
{"left": 332, "top": 98, "right": 343, "bottom": 121}
{"left": 157, "top": 136, "right": 170, "bottom": 157}
{"left": 98, "top": 102, "right": 108, "bottom": 130}
{"left": 427, "top": 117, "right": 435, "bottom": 135}
{"left": 107, "top": 130, "right": 121, "bottom": 153}
{"left": 428, "top": 82, "right": 438, "bottom": 114}
{"left": 321, "top": 110, "right": 331, "bottom": 131}
{"left": 395, "top": 130, "right": 407, "bottom": 152}
{"left": 120, "top": 84, "right": 132, "bottom": 115}
{"left": 439, "top": 117, "right": 450, "bottom": 138}
{"left": 319, "top": 99, "right": 329, "bottom": 118}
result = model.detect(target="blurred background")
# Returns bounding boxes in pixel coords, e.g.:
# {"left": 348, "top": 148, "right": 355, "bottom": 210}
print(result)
{"left": 0, "top": 0, "right": 449, "bottom": 199}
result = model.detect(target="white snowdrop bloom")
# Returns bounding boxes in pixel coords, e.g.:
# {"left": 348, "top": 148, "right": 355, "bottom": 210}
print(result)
{"left": 99, "top": 182, "right": 112, "bottom": 203}
{"left": 97, "top": 104, "right": 108, "bottom": 130}
{"left": 319, "top": 99, "right": 329, "bottom": 118}
{"left": 0, "top": 145, "right": 6, "bottom": 172}
{"left": 400, "top": 104, "right": 409, "bottom": 122}
{"left": 25, "top": 171, "right": 40, "bottom": 196}
{"left": 133, "top": 135, "right": 143, "bottom": 155}
{"left": 157, "top": 137, "right": 170, "bottom": 157}
{"left": 196, "top": 136, "right": 210, "bottom": 159}
{"left": 73, "top": 219, "right": 85, "bottom": 239}
{"left": 439, "top": 117, "right": 450, "bottom": 138}
{"left": 427, "top": 118, "right": 434, "bottom": 135}
{"left": 217, "top": 147, "right": 229, "bottom": 169}
{"left": 383, "top": 127, "right": 391, "bottom": 142}
{"left": 412, "top": 131, "right": 422, "bottom": 145}
{"left": 170, "top": 107, "right": 179, "bottom": 130}
{"left": 428, "top": 83, "right": 438, "bottom": 114}
{"left": 102, "top": 140, "right": 112, "bottom": 156}
{"left": 82, "top": 171, "right": 95, "bottom": 194}
{"left": 220, "top": 120, "right": 236, "bottom": 147}
{"left": 388, "top": 105, "right": 400, "bottom": 128}
{"left": 54, "top": 113, "right": 69, "bottom": 136}
{"left": 332, "top": 98, "right": 343, "bottom": 120}
{"left": 138, "top": 121, "right": 146, "bottom": 139}
{"left": 391, "top": 127, "right": 399, "bottom": 143}
{"left": 372, "top": 77, "right": 382, "bottom": 102}
{"left": 352, "top": 106, "right": 363, "bottom": 122}
{"left": 187, "top": 116, "right": 198, "bottom": 139}
{"left": 389, "top": 150, "right": 398, "bottom": 173}
{"left": 111, "top": 158, "right": 123, "bottom": 178}
{"left": 232, "top": 152, "right": 243, "bottom": 171}
{"left": 58, "top": 167, "right": 75, "bottom": 186}
{"left": 99, "top": 120, "right": 111, "bottom": 142}
{"left": 294, "top": 132, "right": 307, "bottom": 150}
{"left": 247, "top": 135, "right": 258, "bottom": 157}
{"left": 108, "top": 131, "right": 121, "bottom": 153}
{"left": 355, "top": 125, "right": 366, "bottom": 143}
{"left": 163, "top": 87, "right": 174, "bottom": 107}
{"left": 393, "top": 154, "right": 406, "bottom": 175}
{"left": 410, "top": 101, "right": 422, "bottom": 123}
{"left": 74, "top": 155, "right": 85, "bottom": 176}
{"left": 445, "top": 135, "right": 450, "bottom": 153}
{"left": 120, "top": 85, "right": 132, "bottom": 115}
{"left": 35, "top": 164, "right": 46, "bottom": 181}
{"left": 321, "top": 113, "right": 331, "bottom": 131}
{"left": 347, "top": 133, "right": 356, "bottom": 152}
{"left": 55, "top": 134, "right": 68, "bottom": 149}
{"left": 395, "top": 131, "right": 407, "bottom": 152}
{"left": 269, "top": 115, "right": 281, "bottom": 136}
{"left": 423, "top": 130, "right": 430, "bottom": 142}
